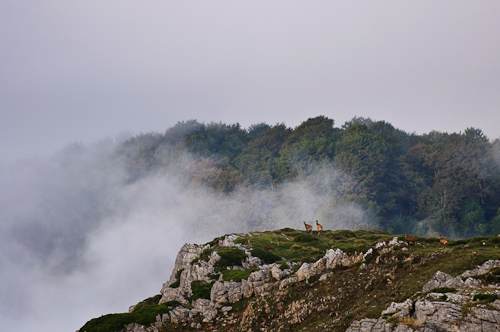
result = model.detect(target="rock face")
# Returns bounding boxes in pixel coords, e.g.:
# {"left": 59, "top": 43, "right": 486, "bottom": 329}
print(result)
{"left": 296, "top": 248, "right": 363, "bottom": 281}
{"left": 93, "top": 233, "right": 500, "bottom": 332}
{"left": 347, "top": 260, "right": 500, "bottom": 332}
{"left": 159, "top": 243, "right": 217, "bottom": 304}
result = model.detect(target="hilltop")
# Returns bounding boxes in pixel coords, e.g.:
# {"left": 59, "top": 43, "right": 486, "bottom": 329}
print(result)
{"left": 79, "top": 229, "right": 500, "bottom": 332}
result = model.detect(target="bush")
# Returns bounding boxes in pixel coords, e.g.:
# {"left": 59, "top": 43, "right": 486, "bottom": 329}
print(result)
{"left": 222, "top": 268, "right": 259, "bottom": 282}
{"left": 430, "top": 287, "right": 457, "bottom": 294}
{"left": 473, "top": 293, "right": 498, "bottom": 302}
{"left": 216, "top": 247, "right": 247, "bottom": 271}
{"left": 293, "top": 234, "right": 319, "bottom": 243}
{"left": 189, "top": 280, "right": 214, "bottom": 302}
{"left": 251, "top": 248, "right": 281, "bottom": 264}
{"left": 169, "top": 268, "right": 184, "bottom": 288}
{"left": 80, "top": 302, "right": 175, "bottom": 332}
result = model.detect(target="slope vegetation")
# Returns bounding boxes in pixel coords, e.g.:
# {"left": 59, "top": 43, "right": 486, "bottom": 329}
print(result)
{"left": 79, "top": 229, "right": 500, "bottom": 332}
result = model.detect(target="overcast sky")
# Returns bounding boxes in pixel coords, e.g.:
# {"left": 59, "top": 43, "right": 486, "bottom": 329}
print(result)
{"left": 1, "top": 1, "right": 500, "bottom": 162}
{"left": 2, "top": 2, "right": 500, "bottom": 332}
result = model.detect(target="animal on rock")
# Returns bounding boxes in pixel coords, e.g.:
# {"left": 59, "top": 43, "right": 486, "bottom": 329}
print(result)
{"left": 439, "top": 235, "right": 449, "bottom": 250}
{"left": 316, "top": 220, "right": 323, "bottom": 236}
{"left": 404, "top": 233, "right": 416, "bottom": 248}
{"left": 303, "top": 221, "right": 313, "bottom": 235}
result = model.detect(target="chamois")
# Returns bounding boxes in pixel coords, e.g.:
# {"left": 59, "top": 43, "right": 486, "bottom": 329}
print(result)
{"left": 439, "top": 235, "right": 448, "bottom": 250}
{"left": 303, "top": 221, "right": 313, "bottom": 235}
{"left": 316, "top": 220, "right": 323, "bottom": 236}
{"left": 404, "top": 233, "right": 416, "bottom": 248}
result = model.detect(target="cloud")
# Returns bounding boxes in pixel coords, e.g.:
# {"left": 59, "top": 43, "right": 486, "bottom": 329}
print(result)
{"left": 0, "top": 137, "right": 372, "bottom": 332}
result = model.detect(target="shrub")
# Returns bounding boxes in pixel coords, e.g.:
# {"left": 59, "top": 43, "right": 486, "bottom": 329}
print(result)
{"left": 251, "top": 248, "right": 281, "bottom": 264}
{"left": 222, "top": 268, "right": 259, "bottom": 282}
{"left": 430, "top": 287, "right": 457, "bottom": 294}
{"left": 79, "top": 302, "right": 175, "bottom": 332}
{"left": 169, "top": 268, "right": 184, "bottom": 288}
{"left": 473, "top": 293, "right": 498, "bottom": 302}
{"left": 189, "top": 280, "right": 214, "bottom": 302}
{"left": 293, "top": 234, "right": 319, "bottom": 243}
{"left": 215, "top": 247, "right": 247, "bottom": 271}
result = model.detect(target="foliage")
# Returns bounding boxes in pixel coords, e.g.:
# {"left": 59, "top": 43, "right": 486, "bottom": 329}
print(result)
{"left": 472, "top": 293, "right": 499, "bottom": 302}
{"left": 214, "top": 247, "right": 247, "bottom": 271}
{"left": 79, "top": 299, "right": 177, "bottom": 332}
{"left": 112, "top": 116, "right": 500, "bottom": 238}
{"left": 82, "top": 229, "right": 500, "bottom": 332}
{"left": 250, "top": 248, "right": 281, "bottom": 264}
{"left": 188, "top": 280, "right": 214, "bottom": 302}
{"left": 221, "top": 268, "right": 259, "bottom": 282}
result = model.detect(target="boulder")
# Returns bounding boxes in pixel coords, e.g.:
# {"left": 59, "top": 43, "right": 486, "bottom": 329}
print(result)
{"left": 422, "top": 271, "right": 463, "bottom": 293}
{"left": 381, "top": 299, "right": 414, "bottom": 319}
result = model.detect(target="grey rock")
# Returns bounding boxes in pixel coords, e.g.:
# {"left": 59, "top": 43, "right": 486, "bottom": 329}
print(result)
{"left": 346, "top": 318, "right": 393, "bottom": 332}
{"left": 422, "top": 271, "right": 463, "bottom": 293}
{"left": 381, "top": 299, "right": 414, "bottom": 318}
{"left": 414, "top": 300, "right": 462, "bottom": 330}
{"left": 279, "top": 276, "right": 299, "bottom": 289}
{"left": 462, "top": 260, "right": 500, "bottom": 278}
{"left": 169, "top": 306, "right": 190, "bottom": 324}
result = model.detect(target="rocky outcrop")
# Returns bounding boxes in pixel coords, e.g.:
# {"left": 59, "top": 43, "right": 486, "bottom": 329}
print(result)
{"left": 296, "top": 248, "right": 363, "bottom": 281}
{"left": 347, "top": 260, "right": 500, "bottom": 332}
{"left": 119, "top": 233, "right": 410, "bottom": 332}
{"left": 110, "top": 233, "right": 500, "bottom": 332}
{"left": 159, "top": 243, "right": 218, "bottom": 304}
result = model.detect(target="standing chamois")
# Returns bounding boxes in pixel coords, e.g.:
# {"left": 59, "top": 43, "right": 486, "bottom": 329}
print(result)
{"left": 303, "top": 221, "right": 313, "bottom": 235}
{"left": 439, "top": 235, "right": 449, "bottom": 250}
{"left": 404, "top": 233, "right": 416, "bottom": 248}
{"left": 316, "top": 220, "right": 323, "bottom": 236}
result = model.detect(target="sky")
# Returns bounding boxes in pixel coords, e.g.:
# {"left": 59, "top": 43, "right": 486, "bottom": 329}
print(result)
{"left": 2, "top": 1, "right": 500, "bottom": 163}
{"left": 1, "top": 1, "right": 500, "bottom": 332}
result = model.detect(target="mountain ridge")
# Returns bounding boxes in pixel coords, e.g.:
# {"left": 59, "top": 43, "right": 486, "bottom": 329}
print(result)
{"left": 79, "top": 228, "right": 500, "bottom": 332}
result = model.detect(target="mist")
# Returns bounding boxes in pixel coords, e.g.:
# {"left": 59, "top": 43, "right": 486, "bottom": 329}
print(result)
{"left": 0, "top": 138, "right": 371, "bottom": 332}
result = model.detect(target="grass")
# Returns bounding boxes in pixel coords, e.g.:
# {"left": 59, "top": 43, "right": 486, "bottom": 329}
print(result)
{"left": 79, "top": 298, "right": 180, "bottom": 332}
{"left": 188, "top": 280, "right": 214, "bottom": 302}
{"left": 81, "top": 229, "right": 500, "bottom": 332}
{"left": 473, "top": 293, "right": 499, "bottom": 302}
{"left": 429, "top": 287, "right": 458, "bottom": 294}
{"left": 222, "top": 268, "right": 259, "bottom": 282}
{"left": 250, "top": 247, "right": 281, "bottom": 264}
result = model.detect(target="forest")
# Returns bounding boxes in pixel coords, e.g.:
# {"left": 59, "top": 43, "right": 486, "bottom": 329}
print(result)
{"left": 113, "top": 116, "right": 500, "bottom": 239}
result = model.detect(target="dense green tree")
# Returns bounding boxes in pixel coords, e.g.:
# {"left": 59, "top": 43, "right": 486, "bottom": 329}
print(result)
{"left": 111, "top": 117, "right": 500, "bottom": 238}
{"left": 279, "top": 116, "right": 338, "bottom": 177}
{"left": 234, "top": 123, "right": 291, "bottom": 187}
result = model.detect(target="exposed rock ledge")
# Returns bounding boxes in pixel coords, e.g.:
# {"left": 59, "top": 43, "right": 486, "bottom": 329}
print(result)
{"left": 347, "top": 260, "right": 500, "bottom": 332}
{"left": 123, "top": 233, "right": 377, "bottom": 331}
{"left": 115, "top": 234, "right": 500, "bottom": 332}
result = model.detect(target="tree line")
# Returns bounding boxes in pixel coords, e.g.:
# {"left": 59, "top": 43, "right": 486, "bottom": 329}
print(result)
{"left": 115, "top": 116, "right": 500, "bottom": 238}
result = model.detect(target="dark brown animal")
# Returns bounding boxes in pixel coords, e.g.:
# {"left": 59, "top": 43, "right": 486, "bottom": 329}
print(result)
{"left": 316, "top": 220, "right": 323, "bottom": 236}
{"left": 303, "top": 221, "right": 313, "bottom": 235}
{"left": 405, "top": 233, "right": 416, "bottom": 247}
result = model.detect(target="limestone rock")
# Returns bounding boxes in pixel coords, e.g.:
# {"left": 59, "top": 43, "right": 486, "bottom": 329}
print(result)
{"left": 381, "top": 299, "right": 414, "bottom": 319}
{"left": 169, "top": 306, "right": 190, "bottom": 324}
{"left": 346, "top": 318, "right": 393, "bottom": 332}
{"left": 461, "top": 260, "right": 500, "bottom": 278}
{"left": 159, "top": 244, "right": 219, "bottom": 304}
{"left": 414, "top": 300, "right": 462, "bottom": 330}
{"left": 422, "top": 271, "right": 463, "bottom": 293}
{"left": 279, "top": 276, "right": 299, "bottom": 289}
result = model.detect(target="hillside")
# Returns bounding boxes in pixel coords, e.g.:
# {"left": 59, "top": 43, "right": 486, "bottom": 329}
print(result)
{"left": 115, "top": 116, "right": 500, "bottom": 239}
{"left": 79, "top": 228, "right": 500, "bottom": 332}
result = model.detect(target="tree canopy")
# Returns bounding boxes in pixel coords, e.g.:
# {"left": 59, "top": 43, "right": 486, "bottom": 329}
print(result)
{"left": 114, "top": 116, "right": 500, "bottom": 238}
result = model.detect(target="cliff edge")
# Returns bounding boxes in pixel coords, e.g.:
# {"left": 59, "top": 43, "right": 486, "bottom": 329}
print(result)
{"left": 79, "top": 229, "right": 500, "bottom": 332}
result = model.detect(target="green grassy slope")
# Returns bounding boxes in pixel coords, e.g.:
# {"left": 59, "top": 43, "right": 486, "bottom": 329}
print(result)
{"left": 80, "top": 229, "right": 500, "bottom": 332}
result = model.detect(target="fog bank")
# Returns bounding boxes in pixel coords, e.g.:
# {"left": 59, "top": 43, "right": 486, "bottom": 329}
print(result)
{"left": 0, "top": 140, "right": 371, "bottom": 332}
